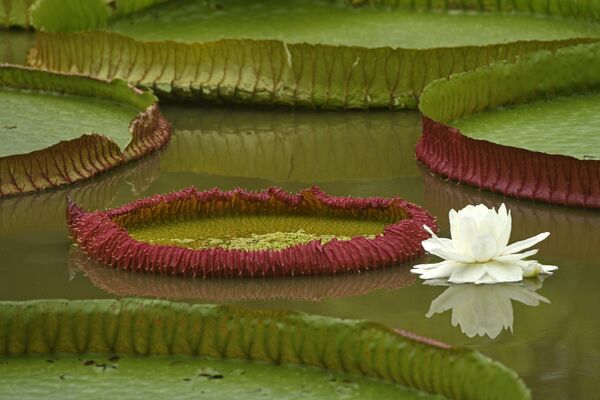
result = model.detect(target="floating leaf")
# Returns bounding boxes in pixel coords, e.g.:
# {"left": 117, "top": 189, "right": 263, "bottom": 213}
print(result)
{"left": 0, "top": 298, "right": 531, "bottom": 399}
{"left": 417, "top": 43, "right": 600, "bottom": 207}
{"left": 67, "top": 186, "right": 436, "bottom": 277}
{"left": 0, "top": 65, "right": 170, "bottom": 196}
{"left": 27, "top": 0, "right": 600, "bottom": 108}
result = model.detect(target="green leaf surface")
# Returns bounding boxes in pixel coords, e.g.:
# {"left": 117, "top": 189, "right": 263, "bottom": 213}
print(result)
{"left": 0, "top": 0, "right": 34, "bottom": 28}
{"left": 28, "top": 0, "right": 600, "bottom": 108}
{"left": 0, "top": 87, "right": 138, "bottom": 157}
{"left": 108, "top": 0, "right": 600, "bottom": 48}
{"left": 0, "top": 65, "right": 168, "bottom": 196}
{"left": 0, "top": 299, "right": 532, "bottom": 400}
{"left": 451, "top": 92, "right": 600, "bottom": 159}
{"left": 0, "top": 355, "right": 436, "bottom": 399}
{"left": 420, "top": 42, "right": 600, "bottom": 159}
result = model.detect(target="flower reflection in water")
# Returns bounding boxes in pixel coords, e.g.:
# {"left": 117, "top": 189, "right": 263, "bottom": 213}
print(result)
{"left": 425, "top": 278, "right": 550, "bottom": 339}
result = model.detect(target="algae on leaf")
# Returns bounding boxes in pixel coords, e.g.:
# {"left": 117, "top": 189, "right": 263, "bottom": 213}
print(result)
{"left": 28, "top": 0, "right": 600, "bottom": 108}
{"left": 417, "top": 43, "right": 600, "bottom": 207}
{"left": 0, "top": 65, "right": 170, "bottom": 196}
{"left": 0, "top": 298, "right": 532, "bottom": 400}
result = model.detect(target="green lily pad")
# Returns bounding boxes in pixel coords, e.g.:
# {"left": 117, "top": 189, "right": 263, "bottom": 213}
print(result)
{"left": 0, "top": 65, "right": 170, "bottom": 196}
{"left": 451, "top": 92, "right": 600, "bottom": 160}
{"left": 417, "top": 43, "right": 600, "bottom": 207}
{"left": 0, "top": 0, "right": 33, "bottom": 29}
{"left": 27, "top": 0, "right": 600, "bottom": 108}
{"left": 1, "top": 86, "right": 137, "bottom": 157}
{"left": 161, "top": 106, "right": 421, "bottom": 182}
{"left": 0, "top": 299, "right": 531, "bottom": 399}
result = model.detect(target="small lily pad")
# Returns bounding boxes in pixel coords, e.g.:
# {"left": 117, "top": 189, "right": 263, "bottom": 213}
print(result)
{"left": 27, "top": 0, "right": 600, "bottom": 108}
{"left": 0, "top": 65, "right": 170, "bottom": 196}
{"left": 67, "top": 186, "right": 436, "bottom": 277}
{"left": 417, "top": 43, "right": 600, "bottom": 207}
{"left": 0, "top": 298, "right": 532, "bottom": 399}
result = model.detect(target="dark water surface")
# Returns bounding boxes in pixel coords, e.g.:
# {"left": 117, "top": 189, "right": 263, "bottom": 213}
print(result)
{"left": 1, "top": 31, "right": 599, "bottom": 400}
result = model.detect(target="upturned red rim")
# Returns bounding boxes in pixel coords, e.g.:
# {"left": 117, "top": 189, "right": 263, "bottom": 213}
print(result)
{"left": 67, "top": 186, "right": 436, "bottom": 278}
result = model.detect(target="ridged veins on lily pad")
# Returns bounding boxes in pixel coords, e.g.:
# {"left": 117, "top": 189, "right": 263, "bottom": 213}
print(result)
{"left": 411, "top": 204, "right": 557, "bottom": 284}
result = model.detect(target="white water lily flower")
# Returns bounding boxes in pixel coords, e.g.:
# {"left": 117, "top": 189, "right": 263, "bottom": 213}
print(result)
{"left": 424, "top": 278, "right": 550, "bottom": 338}
{"left": 411, "top": 204, "right": 557, "bottom": 284}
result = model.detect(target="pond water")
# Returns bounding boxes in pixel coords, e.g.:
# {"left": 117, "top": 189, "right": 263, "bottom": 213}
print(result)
{"left": 1, "top": 31, "right": 599, "bottom": 399}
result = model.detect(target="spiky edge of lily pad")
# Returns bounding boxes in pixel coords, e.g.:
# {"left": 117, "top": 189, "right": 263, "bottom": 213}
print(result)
{"left": 67, "top": 186, "right": 436, "bottom": 277}
{"left": 417, "top": 43, "right": 600, "bottom": 208}
{"left": 0, "top": 298, "right": 531, "bottom": 400}
{"left": 69, "top": 246, "right": 416, "bottom": 301}
{"left": 27, "top": 31, "right": 595, "bottom": 109}
{"left": 0, "top": 65, "right": 170, "bottom": 196}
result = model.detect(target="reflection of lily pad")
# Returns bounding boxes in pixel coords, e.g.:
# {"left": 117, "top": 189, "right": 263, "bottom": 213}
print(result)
{"left": 68, "top": 186, "right": 435, "bottom": 277}
{"left": 0, "top": 65, "right": 170, "bottom": 196}
{"left": 28, "top": 0, "right": 600, "bottom": 108}
{"left": 69, "top": 246, "right": 416, "bottom": 301}
{"left": 0, "top": 31, "right": 34, "bottom": 64}
{"left": 0, "top": 153, "right": 160, "bottom": 235}
{"left": 0, "top": 298, "right": 531, "bottom": 399}
{"left": 161, "top": 106, "right": 421, "bottom": 182}
{"left": 417, "top": 43, "right": 600, "bottom": 207}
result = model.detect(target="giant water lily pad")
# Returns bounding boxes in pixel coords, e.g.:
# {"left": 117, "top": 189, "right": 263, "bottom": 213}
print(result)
{"left": 27, "top": 0, "right": 600, "bottom": 108}
{"left": 0, "top": 298, "right": 531, "bottom": 399}
{"left": 417, "top": 43, "right": 600, "bottom": 208}
{"left": 0, "top": 65, "right": 170, "bottom": 196}
{"left": 67, "top": 187, "right": 436, "bottom": 277}
{"left": 161, "top": 106, "right": 421, "bottom": 182}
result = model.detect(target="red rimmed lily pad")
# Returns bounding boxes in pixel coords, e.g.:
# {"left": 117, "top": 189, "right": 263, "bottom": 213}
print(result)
{"left": 67, "top": 186, "right": 436, "bottom": 277}
{"left": 416, "top": 43, "right": 600, "bottom": 208}
{"left": 0, "top": 65, "right": 170, "bottom": 196}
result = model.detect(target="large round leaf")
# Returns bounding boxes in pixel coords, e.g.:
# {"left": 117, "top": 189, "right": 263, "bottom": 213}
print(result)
{"left": 0, "top": 65, "right": 170, "bottom": 196}
{"left": 417, "top": 43, "right": 600, "bottom": 207}
{"left": 0, "top": 298, "right": 531, "bottom": 399}
{"left": 27, "top": 0, "right": 600, "bottom": 108}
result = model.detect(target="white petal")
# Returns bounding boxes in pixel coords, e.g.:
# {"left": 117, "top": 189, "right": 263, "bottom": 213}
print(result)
{"left": 470, "top": 233, "right": 498, "bottom": 262}
{"left": 484, "top": 261, "right": 523, "bottom": 283}
{"left": 503, "top": 232, "right": 550, "bottom": 255}
{"left": 448, "top": 264, "right": 487, "bottom": 284}
{"left": 411, "top": 261, "right": 462, "bottom": 280}
{"left": 422, "top": 240, "right": 475, "bottom": 263}
{"left": 493, "top": 249, "right": 538, "bottom": 262}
